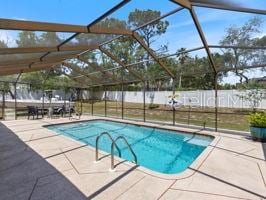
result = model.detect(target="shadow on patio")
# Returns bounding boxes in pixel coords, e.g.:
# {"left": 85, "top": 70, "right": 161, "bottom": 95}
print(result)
{"left": 262, "top": 142, "right": 266, "bottom": 160}
{"left": 0, "top": 122, "right": 88, "bottom": 200}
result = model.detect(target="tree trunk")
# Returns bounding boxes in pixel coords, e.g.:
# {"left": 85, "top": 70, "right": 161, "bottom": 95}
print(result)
{"left": 178, "top": 75, "right": 182, "bottom": 89}
{"left": 8, "top": 90, "right": 15, "bottom": 99}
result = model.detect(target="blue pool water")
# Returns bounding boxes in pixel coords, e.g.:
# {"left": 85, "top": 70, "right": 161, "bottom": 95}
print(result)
{"left": 47, "top": 120, "right": 213, "bottom": 174}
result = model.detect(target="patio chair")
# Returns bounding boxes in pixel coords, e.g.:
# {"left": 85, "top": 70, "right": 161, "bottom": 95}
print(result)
{"left": 27, "top": 106, "right": 39, "bottom": 120}
{"left": 69, "top": 112, "right": 81, "bottom": 120}
{"left": 69, "top": 107, "right": 81, "bottom": 120}
{"left": 48, "top": 107, "right": 53, "bottom": 119}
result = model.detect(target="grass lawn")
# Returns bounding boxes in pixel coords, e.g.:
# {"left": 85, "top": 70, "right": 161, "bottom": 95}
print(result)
{"left": 76, "top": 100, "right": 256, "bottom": 132}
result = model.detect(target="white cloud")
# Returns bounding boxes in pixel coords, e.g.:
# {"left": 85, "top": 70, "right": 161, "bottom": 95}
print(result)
{"left": 0, "top": 30, "right": 16, "bottom": 47}
{"left": 12, "top": 17, "right": 27, "bottom": 21}
{"left": 222, "top": 70, "right": 266, "bottom": 85}
{"left": 168, "top": 9, "right": 247, "bottom": 30}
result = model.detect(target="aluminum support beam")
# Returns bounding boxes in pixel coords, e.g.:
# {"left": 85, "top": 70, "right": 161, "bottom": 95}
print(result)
{"left": 99, "top": 47, "right": 145, "bottom": 82}
{"left": 62, "top": 62, "right": 101, "bottom": 84}
{"left": 0, "top": 53, "right": 80, "bottom": 67}
{"left": 191, "top": 2, "right": 266, "bottom": 15}
{"left": 77, "top": 57, "right": 120, "bottom": 83}
{"left": 0, "top": 45, "right": 98, "bottom": 55}
{"left": 0, "top": 63, "right": 61, "bottom": 76}
{"left": 189, "top": 8, "right": 217, "bottom": 73}
{"left": 132, "top": 32, "right": 175, "bottom": 78}
{"left": 0, "top": 18, "right": 132, "bottom": 35}
{"left": 209, "top": 45, "right": 266, "bottom": 50}
{"left": 14, "top": 72, "right": 22, "bottom": 120}
{"left": 27, "top": 0, "right": 132, "bottom": 76}
{"left": 170, "top": 0, "right": 191, "bottom": 9}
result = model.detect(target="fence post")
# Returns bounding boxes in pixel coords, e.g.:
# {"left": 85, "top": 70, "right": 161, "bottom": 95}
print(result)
{"left": 14, "top": 83, "right": 17, "bottom": 120}
{"left": 41, "top": 69, "right": 52, "bottom": 118}
{"left": 80, "top": 89, "right": 83, "bottom": 115}
{"left": 172, "top": 78, "right": 176, "bottom": 126}
{"left": 42, "top": 89, "right": 45, "bottom": 118}
{"left": 214, "top": 73, "right": 218, "bottom": 132}
{"left": 188, "top": 105, "right": 191, "bottom": 125}
{"left": 2, "top": 91, "right": 5, "bottom": 120}
{"left": 173, "top": 107, "right": 175, "bottom": 126}
{"left": 79, "top": 88, "right": 81, "bottom": 114}
{"left": 14, "top": 73, "right": 21, "bottom": 120}
{"left": 121, "top": 83, "right": 124, "bottom": 119}
{"left": 104, "top": 87, "right": 107, "bottom": 117}
{"left": 63, "top": 89, "right": 66, "bottom": 117}
{"left": 143, "top": 81, "right": 146, "bottom": 122}
{"left": 91, "top": 88, "right": 94, "bottom": 116}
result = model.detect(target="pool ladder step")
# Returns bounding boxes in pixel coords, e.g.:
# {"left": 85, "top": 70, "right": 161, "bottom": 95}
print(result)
{"left": 95, "top": 132, "right": 137, "bottom": 170}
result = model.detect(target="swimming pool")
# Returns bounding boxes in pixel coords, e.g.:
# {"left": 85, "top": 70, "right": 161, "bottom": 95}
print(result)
{"left": 47, "top": 120, "right": 213, "bottom": 174}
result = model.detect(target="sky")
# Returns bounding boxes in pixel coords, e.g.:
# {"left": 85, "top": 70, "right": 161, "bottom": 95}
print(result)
{"left": 0, "top": 0, "right": 265, "bottom": 84}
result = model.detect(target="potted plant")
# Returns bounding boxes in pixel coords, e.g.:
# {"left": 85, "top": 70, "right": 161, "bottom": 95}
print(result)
{"left": 249, "top": 112, "right": 266, "bottom": 142}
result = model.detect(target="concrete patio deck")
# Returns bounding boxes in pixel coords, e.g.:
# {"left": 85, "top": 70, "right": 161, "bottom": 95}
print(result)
{"left": 0, "top": 116, "right": 265, "bottom": 200}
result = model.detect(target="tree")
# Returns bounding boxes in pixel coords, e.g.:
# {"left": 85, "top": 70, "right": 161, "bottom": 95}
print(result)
{"left": 256, "top": 35, "right": 266, "bottom": 46}
{"left": 128, "top": 9, "right": 169, "bottom": 51}
{"left": 76, "top": 18, "right": 127, "bottom": 47}
{"left": 237, "top": 89, "right": 265, "bottom": 111}
{"left": 178, "top": 56, "right": 215, "bottom": 90}
{"left": 255, "top": 35, "right": 266, "bottom": 72}
{"left": 16, "top": 31, "right": 38, "bottom": 47}
{"left": 127, "top": 9, "right": 170, "bottom": 89}
{"left": 38, "top": 32, "right": 62, "bottom": 46}
{"left": 73, "top": 18, "right": 130, "bottom": 81}
{"left": 176, "top": 48, "right": 190, "bottom": 89}
{"left": 0, "top": 40, "right": 7, "bottom": 48}
{"left": 15, "top": 31, "right": 70, "bottom": 88}
{"left": 219, "top": 17, "right": 264, "bottom": 84}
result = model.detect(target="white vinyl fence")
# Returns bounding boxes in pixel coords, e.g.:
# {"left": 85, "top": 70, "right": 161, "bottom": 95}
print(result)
{"left": 83, "top": 90, "right": 266, "bottom": 109}
{"left": 4, "top": 87, "right": 266, "bottom": 109}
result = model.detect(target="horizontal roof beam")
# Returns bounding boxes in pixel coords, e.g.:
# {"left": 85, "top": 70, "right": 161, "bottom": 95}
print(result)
{"left": 63, "top": 72, "right": 93, "bottom": 88}
{"left": 0, "top": 18, "right": 133, "bottom": 35}
{"left": 170, "top": 0, "right": 191, "bottom": 9}
{"left": 86, "top": 78, "right": 141, "bottom": 88}
{"left": 62, "top": 62, "right": 103, "bottom": 84}
{"left": 76, "top": 46, "right": 205, "bottom": 77}
{"left": 77, "top": 57, "right": 120, "bottom": 83}
{"left": 191, "top": 2, "right": 266, "bottom": 15}
{"left": 87, "top": 74, "right": 178, "bottom": 88}
{"left": 0, "top": 61, "right": 61, "bottom": 73}
{"left": 89, "top": 26, "right": 132, "bottom": 35}
{"left": 0, "top": 63, "right": 59, "bottom": 76}
{"left": 219, "top": 63, "right": 266, "bottom": 72}
{"left": 0, "top": 60, "right": 63, "bottom": 69}
{"left": 74, "top": 65, "right": 121, "bottom": 78}
{"left": 126, "top": 46, "right": 205, "bottom": 67}
{"left": 0, "top": 44, "right": 98, "bottom": 55}
{"left": 0, "top": 53, "right": 79, "bottom": 66}
{"left": 209, "top": 45, "right": 266, "bottom": 50}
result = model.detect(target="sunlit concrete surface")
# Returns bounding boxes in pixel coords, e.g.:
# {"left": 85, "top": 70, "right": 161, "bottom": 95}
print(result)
{"left": 1, "top": 116, "right": 265, "bottom": 200}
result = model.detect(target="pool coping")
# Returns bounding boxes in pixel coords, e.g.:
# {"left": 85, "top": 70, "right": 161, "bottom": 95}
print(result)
{"left": 42, "top": 117, "right": 220, "bottom": 180}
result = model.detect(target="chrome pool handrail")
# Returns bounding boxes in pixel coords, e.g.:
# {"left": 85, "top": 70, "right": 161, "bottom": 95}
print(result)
{"left": 95, "top": 132, "right": 121, "bottom": 161}
{"left": 111, "top": 136, "right": 137, "bottom": 170}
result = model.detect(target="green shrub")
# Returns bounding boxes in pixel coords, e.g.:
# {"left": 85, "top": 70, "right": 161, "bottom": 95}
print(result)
{"left": 148, "top": 103, "right": 159, "bottom": 110}
{"left": 249, "top": 112, "right": 266, "bottom": 128}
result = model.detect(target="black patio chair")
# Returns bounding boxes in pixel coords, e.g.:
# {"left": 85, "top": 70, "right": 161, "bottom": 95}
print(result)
{"left": 27, "top": 106, "right": 39, "bottom": 120}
